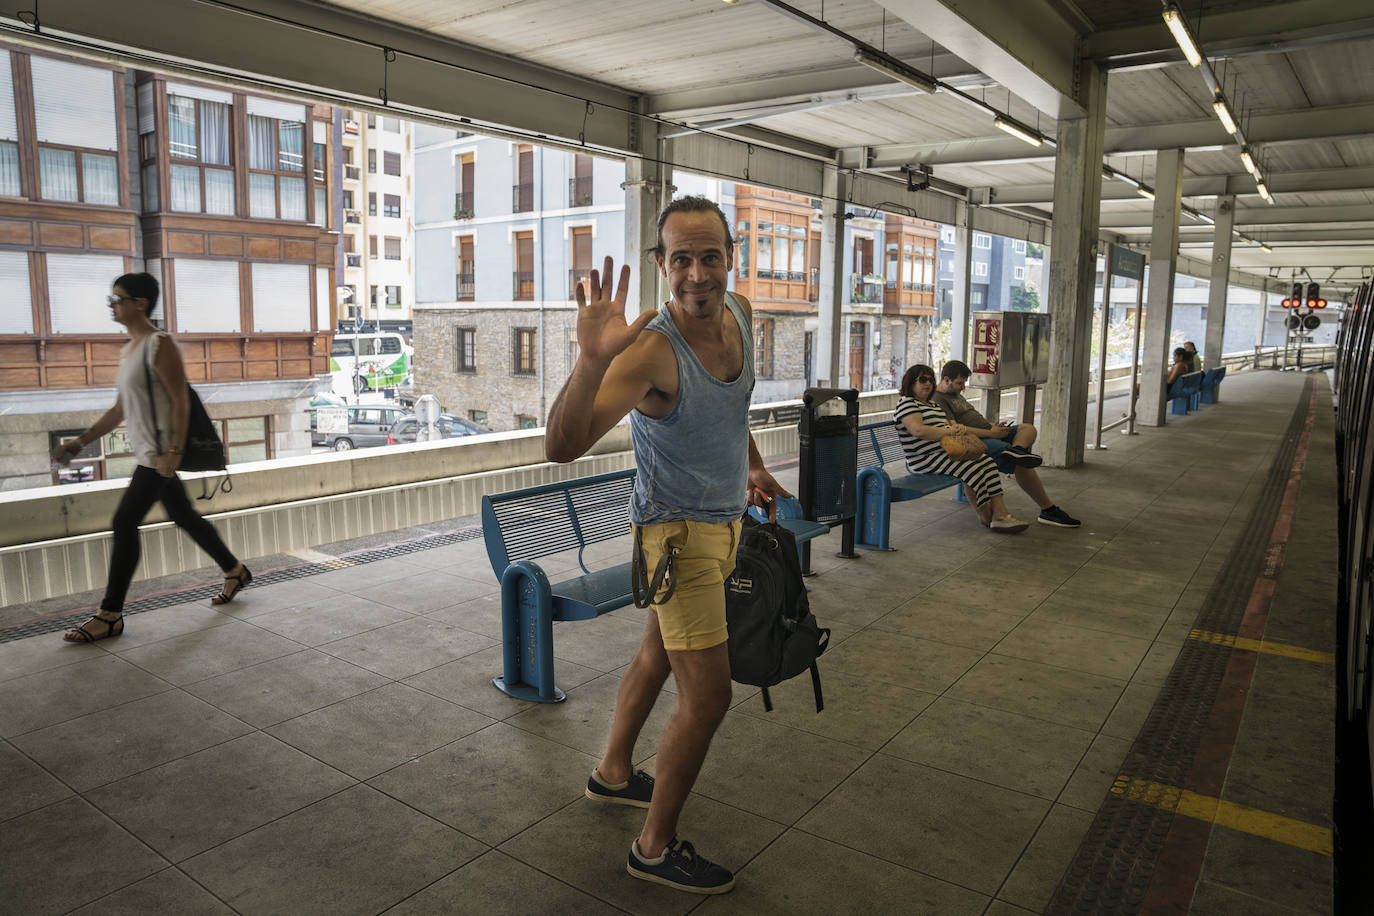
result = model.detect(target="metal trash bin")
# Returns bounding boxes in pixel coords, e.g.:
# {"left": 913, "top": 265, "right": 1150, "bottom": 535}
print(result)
{"left": 797, "top": 387, "right": 859, "bottom": 572}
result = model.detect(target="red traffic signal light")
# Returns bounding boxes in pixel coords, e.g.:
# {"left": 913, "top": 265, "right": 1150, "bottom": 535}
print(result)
{"left": 1316, "top": 298, "right": 1327, "bottom": 309}
{"left": 1281, "top": 298, "right": 1293, "bottom": 308}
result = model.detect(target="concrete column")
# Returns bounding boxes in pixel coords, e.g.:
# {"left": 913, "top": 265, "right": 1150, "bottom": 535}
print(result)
{"left": 622, "top": 118, "right": 671, "bottom": 315}
{"left": 1041, "top": 62, "right": 1108, "bottom": 469}
{"left": 950, "top": 203, "right": 973, "bottom": 362}
{"left": 1203, "top": 195, "right": 1236, "bottom": 369}
{"left": 816, "top": 168, "right": 848, "bottom": 388}
{"left": 1137, "top": 147, "right": 1186, "bottom": 427}
{"left": 1256, "top": 289, "right": 1269, "bottom": 348}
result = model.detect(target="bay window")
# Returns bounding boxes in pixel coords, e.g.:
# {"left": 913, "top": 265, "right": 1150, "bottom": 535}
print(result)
{"left": 165, "top": 85, "right": 234, "bottom": 215}
{"left": 30, "top": 56, "right": 121, "bottom": 206}
{"left": 246, "top": 98, "right": 308, "bottom": 221}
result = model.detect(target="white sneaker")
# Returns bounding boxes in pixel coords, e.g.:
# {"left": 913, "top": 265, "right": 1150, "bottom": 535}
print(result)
{"left": 990, "top": 515, "right": 1029, "bottom": 534}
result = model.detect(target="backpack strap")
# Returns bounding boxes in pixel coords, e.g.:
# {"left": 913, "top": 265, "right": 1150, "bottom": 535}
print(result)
{"left": 631, "top": 525, "right": 678, "bottom": 609}
{"left": 809, "top": 663, "right": 824, "bottom": 713}
{"left": 760, "top": 686, "right": 773, "bottom": 713}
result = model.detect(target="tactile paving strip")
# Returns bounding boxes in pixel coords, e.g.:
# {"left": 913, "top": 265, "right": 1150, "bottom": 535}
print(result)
{"left": 1048, "top": 378, "right": 1314, "bottom": 914}
{"left": 0, "top": 524, "right": 482, "bottom": 644}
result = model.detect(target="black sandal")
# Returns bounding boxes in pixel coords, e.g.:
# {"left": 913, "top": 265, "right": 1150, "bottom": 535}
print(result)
{"left": 211, "top": 565, "right": 253, "bottom": 605}
{"left": 63, "top": 612, "right": 124, "bottom": 643}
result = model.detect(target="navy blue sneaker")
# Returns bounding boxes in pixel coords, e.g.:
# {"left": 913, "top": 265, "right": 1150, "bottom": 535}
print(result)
{"left": 1003, "top": 445, "right": 1043, "bottom": 468}
{"left": 1038, "top": 506, "right": 1081, "bottom": 528}
{"left": 627, "top": 838, "right": 735, "bottom": 894}
{"left": 585, "top": 769, "right": 654, "bottom": 808}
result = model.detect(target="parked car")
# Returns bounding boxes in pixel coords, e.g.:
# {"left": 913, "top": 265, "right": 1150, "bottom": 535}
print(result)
{"left": 387, "top": 413, "right": 488, "bottom": 444}
{"left": 313, "top": 405, "right": 409, "bottom": 450}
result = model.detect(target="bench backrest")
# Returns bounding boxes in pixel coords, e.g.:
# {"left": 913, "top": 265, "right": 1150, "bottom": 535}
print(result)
{"left": 481, "top": 468, "right": 636, "bottom": 578}
{"left": 858, "top": 421, "right": 903, "bottom": 471}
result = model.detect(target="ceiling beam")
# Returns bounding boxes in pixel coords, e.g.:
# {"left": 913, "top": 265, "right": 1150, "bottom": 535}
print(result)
{"left": 646, "top": 57, "right": 989, "bottom": 122}
{"left": 855, "top": 101, "right": 1374, "bottom": 168}
{"left": 1098, "top": 203, "right": 1374, "bottom": 229}
{"left": 0, "top": 0, "right": 638, "bottom": 155}
{"left": 871, "top": 0, "right": 1087, "bottom": 118}
{"left": 1088, "top": 0, "right": 1374, "bottom": 68}
{"left": 982, "top": 166, "right": 1374, "bottom": 207}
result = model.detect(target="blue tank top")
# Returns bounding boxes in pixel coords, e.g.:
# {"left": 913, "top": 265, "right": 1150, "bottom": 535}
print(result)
{"left": 629, "top": 292, "right": 754, "bottom": 525}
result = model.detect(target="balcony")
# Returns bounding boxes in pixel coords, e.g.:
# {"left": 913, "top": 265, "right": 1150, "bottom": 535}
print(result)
{"left": 344, "top": 165, "right": 360, "bottom": 182}
{"left": 568, "top": 268, "right": 591, "bottom": 300}
{"left": 568, "top": 176, "right": 593, "bottom": 208}
{"left": 850, "top": 273, "right": 883, "bottom": 304}
{"left": 512, "top": 183, "right": 534, "bottom": 213}
{"left": 456, "top": 272, "right": 474, "bottom": 301}
{"left": 513, "top": 270, "right": 534, "bottom": 300}
{"left": 454, "top": 191, "right": 474, "bottom": 220}
{"left": 344, "top": 209, "right": 361, "bottom": 224}
{"left": 346, "top": 254, "right": 361, "bottom": 268}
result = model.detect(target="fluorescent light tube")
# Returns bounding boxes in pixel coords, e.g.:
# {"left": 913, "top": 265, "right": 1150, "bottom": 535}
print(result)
{"left": 1257, "top": 181, "right": 1272, "bottom": 202}
{"left": 1163, "top": 5, "right": 1203, "bottom": 67}
{"left": 1239, "top": 148, "right": 1256, "bottom": 175}
{"left": 1213, "top": 97, "right": 1238, "bottom": 135}
{"left": 1259, "top": 243, "right": 1273, "bottom": 253}
{"left": 853, "top": 49, "right": 938, "bottom": 94}
{"left": 1138, "top": 187, "right": 1156, "bottom": 200}
{"left": 1196, "top": 212, "right": 1215, "bottom": 225}
{"left": 1118, "top": 174, "right": 1141, "bottom": 189}
{"left": 993, "top": 116, "right": 1042, "bottom": 147}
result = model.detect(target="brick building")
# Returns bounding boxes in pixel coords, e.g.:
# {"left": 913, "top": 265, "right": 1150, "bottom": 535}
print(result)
{"left": 0, "top": 44, "right": 339, "bottom": 489}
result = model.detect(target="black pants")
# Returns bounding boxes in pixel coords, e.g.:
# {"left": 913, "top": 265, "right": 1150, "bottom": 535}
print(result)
{"left": 101, "top": 465, "right": 239, "bottom": 613}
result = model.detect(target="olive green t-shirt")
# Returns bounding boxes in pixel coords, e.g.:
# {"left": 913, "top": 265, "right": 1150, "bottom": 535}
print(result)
{"left": 931, "top": 390, "right": 992, "bottom": 430}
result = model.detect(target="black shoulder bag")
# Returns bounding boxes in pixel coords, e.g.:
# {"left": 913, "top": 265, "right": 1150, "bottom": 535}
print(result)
{"left": 143, "top": 333, "right": 232, "bottom": 499}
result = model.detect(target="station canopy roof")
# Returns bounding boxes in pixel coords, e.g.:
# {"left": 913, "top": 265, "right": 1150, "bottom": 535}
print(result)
{"left": 4, "top": 0, "right": 1371, "bottom": 293}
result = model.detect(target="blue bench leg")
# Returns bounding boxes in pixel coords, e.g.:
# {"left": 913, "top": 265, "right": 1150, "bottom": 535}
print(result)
{"left": 493, "top": 561, "right": 566, "bottom": 703}
{"left": 855, "top": 468, "right": 896, "bottom": 551}
{"left": 953, "top": 483, "right": 969, "bottom": 504}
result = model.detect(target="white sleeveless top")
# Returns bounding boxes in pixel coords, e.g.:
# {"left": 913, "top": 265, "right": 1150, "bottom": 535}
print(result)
{"left": 116, "top": 331, "right": 176, "bottom": 468}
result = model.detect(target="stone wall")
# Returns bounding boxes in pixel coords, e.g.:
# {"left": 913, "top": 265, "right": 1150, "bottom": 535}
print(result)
{"left": 414, "top": 306, "right": 577, "bottom": 431}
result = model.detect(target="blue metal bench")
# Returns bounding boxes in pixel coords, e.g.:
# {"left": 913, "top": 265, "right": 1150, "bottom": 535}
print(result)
{"left": 481, "top": 468, "right": 828, "bottom": 703}
{"left": 1199, "top": 366, "right": 1227, "bottom": 404}
{"left": 855, "top": 420, "right": 963, "bottom": 551}
{"left": 1168, "top": 370, "right": 1204, "bottom": 415}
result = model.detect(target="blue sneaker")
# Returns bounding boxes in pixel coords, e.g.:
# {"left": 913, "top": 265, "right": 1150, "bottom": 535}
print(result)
{"left": 627, "top": 838, "right": 735, "bottom": 894}
{"left": 585, "top": 769, "right": 654, "bottom": 808}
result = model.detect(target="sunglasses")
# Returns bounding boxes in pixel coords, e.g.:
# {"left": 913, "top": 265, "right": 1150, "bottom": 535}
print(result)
{"left": 106, "top": 294, "right": 138, "bottom": 307}
{"left": 916, "top": 376, "right": 935, "bottom": 384}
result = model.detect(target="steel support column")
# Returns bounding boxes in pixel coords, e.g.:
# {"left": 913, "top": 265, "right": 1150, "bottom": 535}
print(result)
{"left": 1042, "top": 63, "right": 1108, "bottom": 468}
{"left": 950, "top": 204, "right": 973, "bottom": 362}
{"left": 1204, "top": 196, "right": 1236, "bottom": 370}
{"left": 817, "top": 168, "right": 848, "bottom": 388}
{"left": 623, "top": 119, "right": 671, "bottom": 315}
{"left": 1138, "top": 148, "right": 1186, "bottom": 427}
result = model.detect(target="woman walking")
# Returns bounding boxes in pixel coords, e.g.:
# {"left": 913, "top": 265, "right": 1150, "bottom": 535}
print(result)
{"left": 894, "top": 364, "right": 1029, "bottom": 533}
{"left": 52, "top": 272, "right": 250, "bottom": 642}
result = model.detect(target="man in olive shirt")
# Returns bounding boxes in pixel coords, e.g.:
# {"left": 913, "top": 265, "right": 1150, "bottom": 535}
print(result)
{"left": 933, "top": 360, "right": 1081, "bottom": 528}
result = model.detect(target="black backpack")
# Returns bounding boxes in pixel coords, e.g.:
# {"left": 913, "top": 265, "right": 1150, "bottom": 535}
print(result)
{"left": 726, "top": 514, "right": 830, "bottom": 712}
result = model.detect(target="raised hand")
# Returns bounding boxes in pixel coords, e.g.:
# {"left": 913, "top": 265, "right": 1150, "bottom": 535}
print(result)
{"left": 574, "top": 255, "right": 654, "bottom": 365}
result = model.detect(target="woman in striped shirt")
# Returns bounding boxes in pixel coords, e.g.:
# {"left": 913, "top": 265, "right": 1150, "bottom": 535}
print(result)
{"left": 893, "top": 364, "right": 1029, "bottom": 534}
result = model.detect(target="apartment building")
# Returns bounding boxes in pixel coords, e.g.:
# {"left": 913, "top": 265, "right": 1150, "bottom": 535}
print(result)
{"left": 409, "top": 132, "right": 947, "bottom": 425}
{"left": 935, "top": 226, "right": 1032, "bottom": 323}
{"left": 0, "top": 44, "right": 339, "bottom": 489}
{"left": 338, "top": 112, "right": 412, "bottom": 337}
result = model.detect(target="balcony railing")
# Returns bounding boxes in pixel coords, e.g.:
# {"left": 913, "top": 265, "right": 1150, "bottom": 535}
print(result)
{"left": 344, "top": 165, "right": 360, "bottom": 181}
{"left": 456, "top": 273, "right": 474, "bottom": 301}
{"left": 454, "top": 191, "right": 474, "bottom": 220}
{"left": 850, "top": 274, "right": 883, "bottom": 303}
{"left": 345, "top": 254, "right": 361, "bottom": 268}
{"left": 513, "top": 270, "right": 534, "bottom": 300}
{"left": 568, "top": 268, "right": 592, "bottom": 300}
{"left": 512, "top": 183, "right": 534, "bottom": 213}
{"left": 568, "top": 176, "right": 593, "bottom": 208}
{"left": 344, "top": 209, "right": 361, "bottom": 224}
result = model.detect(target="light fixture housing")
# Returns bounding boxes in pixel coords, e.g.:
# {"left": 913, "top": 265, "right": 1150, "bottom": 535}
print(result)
{"left": 853, "top": 49, "right": 938, "bottom": 94}
{"left": 1117, "top": 173, "right": 1141, "bottom": 189}
{"left": 1259, "top": 243, "right": 1273, "bottom": 253}
{"left": 1257, "top": 181, "right": 1272, "bottom": 202}
{"left": 1138, "top": 186, "right": 1156, "bottom": 201}
{"left": 1196, "top": 212, "right": 1215, "bottom": 225}
{"left": 1162, "top": 4, "right": 1203, "bottom": 67}
{"left": 1213, "top": 97, "right": 1238, "bottom": 135}
{"left": 993, "top": 116, "right": 1043, "bottom": 147}
{"left": 1239, "top": 147, "right": 1256, "bottom": 175}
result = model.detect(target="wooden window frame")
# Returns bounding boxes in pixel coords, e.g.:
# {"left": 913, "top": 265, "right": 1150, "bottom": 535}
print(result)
{"left": 246, "top": 112, "right": 309, "bottom": 221}
{"left": 512, "top": 326, "right": 537, "bottom": 376}
{"left": 457, "top": 327, "right": 477, "bottom": 372}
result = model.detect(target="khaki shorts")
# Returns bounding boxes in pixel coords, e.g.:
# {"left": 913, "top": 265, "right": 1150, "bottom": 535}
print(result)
{"left": 633, "top": 518, "right": 742, "bottom": 652}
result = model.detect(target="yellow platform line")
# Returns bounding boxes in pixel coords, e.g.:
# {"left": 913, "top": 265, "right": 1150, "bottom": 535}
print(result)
{"left": 1189, "top": 628, "right": 1335, "bottom": 665}
{"left": 1112, "top": 776, "right": 1332, "bottom": 856}
{"left": 288, "top": 548, "right": 353, "bottom": 569}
